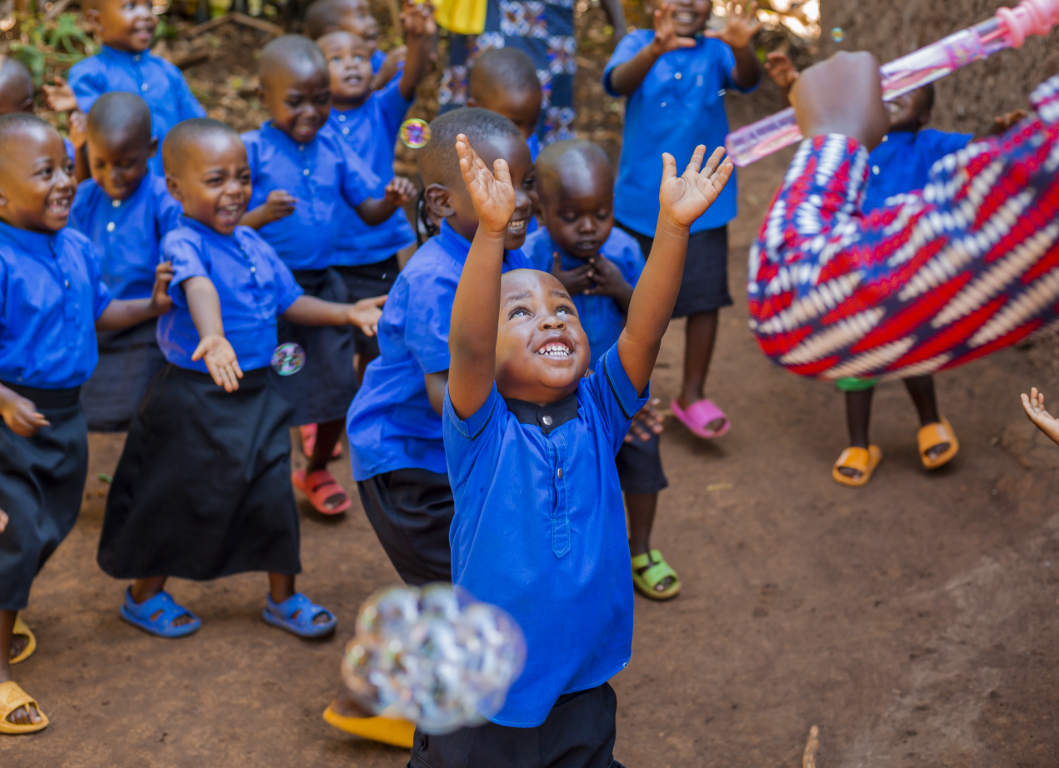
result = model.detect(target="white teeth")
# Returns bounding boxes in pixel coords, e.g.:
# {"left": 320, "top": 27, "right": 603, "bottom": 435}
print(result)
{"left": 507, "top": 219, "right": 527, "bottom": 233}
{"left": 537, "top": 342, "right": 570, "bottom": 357}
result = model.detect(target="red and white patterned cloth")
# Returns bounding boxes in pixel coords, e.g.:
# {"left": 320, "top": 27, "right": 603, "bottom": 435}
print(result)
{"left": 748, "top": 74, "right": 1059, "bottom": 380}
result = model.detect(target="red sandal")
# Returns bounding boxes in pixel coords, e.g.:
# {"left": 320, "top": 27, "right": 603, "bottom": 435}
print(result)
{"left": 292, "top": 469, "right": 352, "bottom": 515}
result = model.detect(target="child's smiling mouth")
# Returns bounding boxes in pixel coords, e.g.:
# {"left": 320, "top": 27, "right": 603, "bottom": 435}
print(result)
{"left": 507, "top": 218, "right": 529, "bottom": 235}
{"left": 536, "top": 341, "right": 572, "bottom": 358}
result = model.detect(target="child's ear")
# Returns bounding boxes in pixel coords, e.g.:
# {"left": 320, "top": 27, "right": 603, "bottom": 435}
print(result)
{"left": 424, "top": 183, "right": 454, "bottom": 219}
{"left": 165, "top": 175, "right": 183, "bottom": 203}
{"left": 148, "top": 136, "right": 159, "bottom": 159}
{"left": 0, "top": 182, "right": 8, "bottom": 210}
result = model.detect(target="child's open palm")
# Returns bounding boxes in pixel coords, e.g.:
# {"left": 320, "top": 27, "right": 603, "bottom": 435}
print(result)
{"left": 192, "top": 335, "right": 243, "bottom": 393}
{"left": 658, "top": 146, "right": 733, "bottom": 228}
{"left": 456, "top": 134, "right": 515, "bottom": 236}
{"left": 1022, "top": 387, "right": 1059, "bottom": 446}
{"left": 764, "top": 50, "right": 799, "bottom": 89}
{"left": 649, "top": 4, "right": 696, "bottom": 56}
{"left": 706, "top": 1, "right": 762, "bottom": 49}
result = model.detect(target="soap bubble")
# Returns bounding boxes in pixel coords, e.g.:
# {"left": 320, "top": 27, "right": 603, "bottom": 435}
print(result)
{"left": 830, "top": 27, "right": 845, "bottom": 42}
{"left": 400, "top": 118, "right": 431, "bottom": 149}
{"left": 270, "top": 342, "right": 305, "bottom": 375}
{"left": 341, "top": 584, "right": 526, "bottom": 734}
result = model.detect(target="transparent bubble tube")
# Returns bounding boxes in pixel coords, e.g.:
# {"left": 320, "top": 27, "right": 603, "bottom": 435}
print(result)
{"left": 725, "top": 0, "right": 1059, "bottom": 166}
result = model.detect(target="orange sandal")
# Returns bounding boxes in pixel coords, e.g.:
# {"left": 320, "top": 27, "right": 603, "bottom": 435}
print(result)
{"left": 832, "top": 445, "right": 883, "bottom": 487}
{"left": 918, "top": 416, "right": 959, "bottom": 470}
{"left": 292, "top": 469, "right": 352, "bottom": 515}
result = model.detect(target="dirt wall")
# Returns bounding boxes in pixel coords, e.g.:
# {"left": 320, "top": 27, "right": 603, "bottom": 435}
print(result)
{"left": 820, "top": 0, "right": 1059, "bottom": 134}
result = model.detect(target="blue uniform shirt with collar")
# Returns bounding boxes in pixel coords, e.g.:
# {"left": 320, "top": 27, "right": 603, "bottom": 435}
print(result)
{"left": 0, "top": 221, "right": 112, "bottom": 389}
{"left": 68, "top": 174, "right": 183, "bottom": 301}
{"left": 603, "top": 31, "right": 754, "bottom": 236}
{"left": 863, "top": 128, "right": 973, "bottom": 213}
{"left": 525, "top": 227, "right": 644, "bottom": 368}
{"left": 346, "top": 220, "right": 531, "bottom": 480}
{"left": 242, "top": 122, "right": 381, "bottom": 272}
{"left": 68, "top": 46, "right": 207, "bottom": 177}
{"left": 157, "top": 218, "right": 304, "bottom": 373}
{"left": 324, "top": 76, "right": 416, "bottom": 267}
{"left": 443, "top": 344, "right": 648, "bottom": 726}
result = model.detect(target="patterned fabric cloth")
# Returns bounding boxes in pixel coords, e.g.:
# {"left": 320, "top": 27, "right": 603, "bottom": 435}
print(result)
{"left": 748, "top": 74, "right": 1059, "bottom": 381}
{"left": 439, "top": 0, "right": 576, "bottom": 145}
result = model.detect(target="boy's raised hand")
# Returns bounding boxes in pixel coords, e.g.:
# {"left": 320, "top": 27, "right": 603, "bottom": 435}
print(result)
{"left": 0, "top": 392, "right": 49, "bottom": 437}
{"left": 658, "top": 146, "right": 733, "bottom": 229}
{"left": 649, "top": 3, "right": 696, "bottom": 56}
{"left": 764, "top": 50, "right": 799, "bottom": 89}
{"left": 456, "top": 134, "right": 515, "bottom": 236}
{"left": 1021, "top": 387, "right": 1059, "bottom": 446}
{"left": 192, "top": 335, "right": 243, "bottom": 392}
{"left": 401, "top": 0, "right": 436, "bottom": 39}
{"left": 42, "top": 76, "right": 78, "bottom": 114}
{"left": 385, "top": 177, "right": 417, "bottom": 207}
{"left": 149, "top": 260, "right": 175, "bottom": 316}
{"left": 346, "top": 294, "right": 387, "bottom": 337}
{"left": 706, "top": 1, "right": 762, "bottom": 49}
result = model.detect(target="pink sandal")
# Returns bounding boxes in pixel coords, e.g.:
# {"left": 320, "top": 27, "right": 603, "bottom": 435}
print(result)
{"left": 671, "top": 399, "right": 730, "bottom": 439}
{"left": 292, "top": 469, "right": 352, "bottom": 515}
{"left": 299, "top": 424, "right": 343, "bottom": 460}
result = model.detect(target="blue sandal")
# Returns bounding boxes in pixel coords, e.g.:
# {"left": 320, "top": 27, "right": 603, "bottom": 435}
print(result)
{"left": 120, "top": 588, "right": 202, "bottom": 638}
{"left": 263, "top": 593, "right": 337, "bottom": 638}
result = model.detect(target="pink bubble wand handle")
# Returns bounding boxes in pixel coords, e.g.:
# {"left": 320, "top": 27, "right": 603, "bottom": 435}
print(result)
{"left": 725, "top": 0, "right": 1059, "bottom": 167}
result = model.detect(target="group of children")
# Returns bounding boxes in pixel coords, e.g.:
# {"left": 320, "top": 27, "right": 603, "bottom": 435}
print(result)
{"left": 0, "top": 0, "right": 1036, "bottom": 765}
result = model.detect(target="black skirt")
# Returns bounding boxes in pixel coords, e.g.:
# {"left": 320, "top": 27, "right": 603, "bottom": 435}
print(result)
{"left": 0, "top": 383, "right": 88, "bottom": 611}
{"left": 271, "top": 267, "right": 359, "bottom": 425}
{"left": 80, "top": 319, "right": 166, "bottom": 432}
{"left": 336, "top": 256, "right": 400, "bottom": 360}
{"left": 98, "top": 365, "right": 302, "bottom": 581}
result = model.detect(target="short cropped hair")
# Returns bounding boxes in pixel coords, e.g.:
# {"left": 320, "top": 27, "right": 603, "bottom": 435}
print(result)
{"left": 418, "top": 108, "right": 524, "bottom": 187}
{"left": 303, "top": 0, "right": 355, "bottom": 40}
{"left": 536, "top": 139, "right": 612, "bottom": 201}
{"left": 162, "top": 117, "right": 240, "bottom": 169}
{"left": 468, "top": 48, "right": 541, "bottom": 102}
{"left": 87, "top": 92, "right": 153, "bottom": 146}
{"left": 259, "top": 34, "right": 329, "bottom": 86}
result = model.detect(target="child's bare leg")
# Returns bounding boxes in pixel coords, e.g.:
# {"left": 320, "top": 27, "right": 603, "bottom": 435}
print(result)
{"left": 0, "top": 609, "right": 42, "bottom": 726}
{"left": 129, "top": 577, "right": 196, "bottom": 627}
{"left": 356, "top": 352, "right": 378, "bottom": 385}
{"left": 904, "top": 375, "right": 948, "bottom": 460}
{"left": 678, "top": 310, "right": 724, "bottom": 432}
{"left": 306, "top": 419, "right": 345, "bottom": 486}
{"left": 627, "top": 492, "right": 674, "bottom": 593}
{"left": 839, "top": 388, "right": 874, "bottom": 479}
{"left": 267, "top": 573, "right": 331, "bottom": 625}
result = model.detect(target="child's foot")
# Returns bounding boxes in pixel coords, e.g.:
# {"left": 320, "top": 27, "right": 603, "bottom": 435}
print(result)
{"left": 120, "top": 588, "right": 202, "bottom": 638}
{"left": 917, "top": 417, "right": 959, "bottom": 470}
{"left": 832, "top": 445, "right": 883, "bottom": 487}
{"left": 262, "top": 593, "right": 337, "bottom": 638}
{"left": 0, "top": 681, "right": 48, "bottom": 734}
{"left": 9, "top": 617, "right": 36, "bottom": 665}
{"left": 672, "top": 398, "right": 729, "bottom": 438}
{"left": 292, "top": 469, "right": 352, "bottom": 515}
{"left": 631, "top": 550, "right": 682, "bottom": 600}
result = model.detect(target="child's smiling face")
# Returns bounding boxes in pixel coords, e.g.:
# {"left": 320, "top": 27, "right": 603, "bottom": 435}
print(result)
{"left": 539, "top": 155, "right": 614, "bottom": 262}
{"left": 166, "top": 132, "right": 252, "bottom": 235}
{"left": 88, "top": 0, "right": 158, "bottom": 53}
{"left": 0, "top": 122, "right": 76, "bottom": 233}
{"left": 258, "top": 59, "right": 333, "bottom": 145}
{"left": 652, "top": 0, "right": 712, "bottom": 37}
{"left": 319, "top": 31, "right": 375, "bottom": 107}
{"left": 88, "top": 127, "right": 155, "bottom": 201}
{"left": 494, "top": 269, "right": 590, "bottom": 404}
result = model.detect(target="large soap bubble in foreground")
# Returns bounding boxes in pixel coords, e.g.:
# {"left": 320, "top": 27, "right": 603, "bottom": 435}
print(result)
{"left": 341, "top": 584, "right": 526, "bottom": 734}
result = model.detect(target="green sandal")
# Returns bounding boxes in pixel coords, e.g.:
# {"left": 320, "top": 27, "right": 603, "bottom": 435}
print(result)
{"left": 631, "top": 550, "right": 681, "bottom": 600}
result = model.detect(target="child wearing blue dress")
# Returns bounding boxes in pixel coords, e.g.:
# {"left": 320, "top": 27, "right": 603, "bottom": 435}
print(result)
{"left": 426, "top": 132, "right": 731, "bottom": 767}
{"left": 69, "top": 93, "right": 183, "bottom": 431}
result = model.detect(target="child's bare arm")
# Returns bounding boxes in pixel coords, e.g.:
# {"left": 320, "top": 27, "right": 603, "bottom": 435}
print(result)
{"left": 447, "top": 134, "right": 517, "bottom": 419}
{"left": 0, "top": 383, "right": 48, "bottom": 437}
{"left": 1022, "top": 387, "right": 1059, "bottom": 446}
{"left": 355, "top": 178, "right": 417, "bottom": 225}
{"left": 372, "top": 47, "right": 407, "bottom": 91}
{"left": 282, "top": 294, "right": 386, "bottom": 336}
{"left": 706, "top": 0, "right": 762, "bottom": 89}
{"left": 618, "top": 146, "right": 732, "bottom": 393}
{"left": 183, "top": 276, "right": 244, "bottom": 392}
{"left": 607, "top": 3, "right": 695, "bottom": 96}
{"left": 96, "top": 261, "right": 174, "bottom": 330}
{"left": 764, "top": 50, "right": 799, "bottom": 106}
{"left": 398, "top": 0, "right": 436, "bottom": 102}
{"left": 425, "top": 370, "right": 448, "bottom": 415}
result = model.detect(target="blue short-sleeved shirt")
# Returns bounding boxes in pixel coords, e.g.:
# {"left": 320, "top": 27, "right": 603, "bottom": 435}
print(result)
{"left": 324, "top": 77, "right": 416, "bottom": 267}
{"left": 525, "top": 227, "right": 644, "bottom": 368}
{"left": 347, "top": 221, "right": 531, "bottom": 479}
{"left": 604, "top": 31, "right": 753, "bottom": 236}
{"left": 68, "top": 174, "right": 183, "bottom": 301}
{"left": 158, "top": 218, "right": 303, "bottom": 373}
{"left": 68, "top": 46, "right": 207, "bottom": 176}
{"left": 0, "top": 221, "right": 112, "bottom": 389}
{"left": 443, "top": 344, "right": 648, "bottom": 726}
{"left": 242, "top": 122, "right": 381, "bottom": 271}
{"left": 863, "top": 128, "right": 974, "bottom": 213}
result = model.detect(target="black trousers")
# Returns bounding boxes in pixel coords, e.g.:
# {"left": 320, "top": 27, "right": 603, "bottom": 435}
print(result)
{"left": 409, "top": 683, "right": 624, "bottom": 768}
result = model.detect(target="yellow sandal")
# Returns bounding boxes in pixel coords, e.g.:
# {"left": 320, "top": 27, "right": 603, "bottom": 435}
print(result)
{"left": 918, "top": 416, "right": 959, "bottom": 470}
{"left": 10, "top": 617, "right": 36, "bottom": 665}
{"left": 0, "top": 681, "right": 48, "bottom": 735}
{"left": 832, "top": 445, "right": 883, "bottom": 487}
{"left": 323, "top": 704, "right": 415, "bottom": 748}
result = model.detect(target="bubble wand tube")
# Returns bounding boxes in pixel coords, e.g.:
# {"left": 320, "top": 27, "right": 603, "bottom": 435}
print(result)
{"left": 725, "top": 0, "right": 1059, "bottom": 167}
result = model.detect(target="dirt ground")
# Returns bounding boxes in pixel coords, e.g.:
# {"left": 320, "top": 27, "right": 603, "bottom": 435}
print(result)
{"left": 6, "top": 11, "right": 1059, "bottom": 768}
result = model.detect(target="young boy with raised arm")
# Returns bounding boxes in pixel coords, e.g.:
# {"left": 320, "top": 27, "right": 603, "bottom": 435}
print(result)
{"left": 422, "top": 137, "right": 731, "bottom": 766}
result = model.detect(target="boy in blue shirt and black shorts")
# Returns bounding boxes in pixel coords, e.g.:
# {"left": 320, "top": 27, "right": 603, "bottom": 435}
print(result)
{"left": 605, "top": 0, "right": 760, "bottom": 441}
{"left": 428, "top": 131, "right": 731, "bottom": 766}
{"left": 525, "top": 139, "right": 680, "bottom": 600}
{"left": 69, "top": 93, "right": 183, "bottom": 431}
